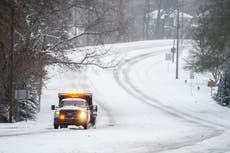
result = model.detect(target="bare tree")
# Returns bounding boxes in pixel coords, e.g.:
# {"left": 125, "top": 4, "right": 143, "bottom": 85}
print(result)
{"left": 143, "top": 0, "right": 151, "bottom": 40}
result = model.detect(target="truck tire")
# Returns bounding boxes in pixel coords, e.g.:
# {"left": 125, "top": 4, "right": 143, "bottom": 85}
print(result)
{"left": 54, "top": 124, "right": 59, "bottom": 129}
{"left": 83, "top": 123, "right": 88, "bottom": 130}
{"left": 90, "top": 117, "right": 96, "bottom": 127}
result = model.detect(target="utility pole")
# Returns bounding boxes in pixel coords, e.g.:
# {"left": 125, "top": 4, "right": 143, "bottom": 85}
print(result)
{"left": 74, "top": 7, "right": 77, "bottom": 36}
{"left": 181, "top": 0, "right": 184, "bottom": 49}
{"left": 9, "top": 6, "right": 15, "bottom": 123}
{"left": 172, "top": 38, "right": 175, "bottom": 63}
{"left": 86, "top": 4, "right": 90, "bottom": 45}
{"left": 176, "top": 0, "right": 180, "bottom": 79}
{"left": 73, "top": 7, "right": 78, "bottom": 47}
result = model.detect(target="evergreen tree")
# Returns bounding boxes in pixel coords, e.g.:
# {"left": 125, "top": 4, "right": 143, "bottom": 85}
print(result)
{"left": 186, "top": 0, "right": 230, "bottom": 81}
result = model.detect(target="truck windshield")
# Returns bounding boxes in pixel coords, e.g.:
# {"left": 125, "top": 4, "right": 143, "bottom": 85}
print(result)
{"left": 61, "top": 100, "right": 87, "bottom": 108}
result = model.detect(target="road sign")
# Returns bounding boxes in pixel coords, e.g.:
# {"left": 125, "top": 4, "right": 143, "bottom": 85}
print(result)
{"left": 165, "top": 53, "right": 172, "bottom": 61}
{"left": 208, "top": 80, "right": 216, "bottom": 96}
{"left": 15, "top": 89, "right": 30, "bottom": 101}
{"left": 208, "top": 80, "right": 216, "bottom": 87}
{"left": 190, "top": 71, "right": 194, "bottom": 79}
{"left": 171, "top": 47, "right": 176, "bottom": 54}
{"left": 15, "top": 89, "right": 27, "bottom": 100}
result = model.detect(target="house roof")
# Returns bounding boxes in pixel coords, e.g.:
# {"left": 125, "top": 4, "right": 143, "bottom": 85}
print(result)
{"left": 150, "top": 9, "right": 193, "bottom": 19}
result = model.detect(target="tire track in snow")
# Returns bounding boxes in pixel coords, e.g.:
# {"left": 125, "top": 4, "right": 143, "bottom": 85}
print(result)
{"left": 113, "top": 47, "right": 228, "bottom": 152}
{"left": 125, "top": 51, "right": 230, "bottom": 129}
{"left": 87, "top": 79, "right": 116, "bottom": 128}
{"left": 95, "top": 99, "right": 116, "bottom": 127}
{"left": 114, "top": 48, "right": 230, "bottom": 129}
{"left": 0, "top": 128, "right": 71, "bottom": 138}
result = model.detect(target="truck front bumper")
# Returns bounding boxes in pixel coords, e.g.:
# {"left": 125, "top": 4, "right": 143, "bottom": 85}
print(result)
{"left": 54, "top": 117, "right": 88, "bottom": 126}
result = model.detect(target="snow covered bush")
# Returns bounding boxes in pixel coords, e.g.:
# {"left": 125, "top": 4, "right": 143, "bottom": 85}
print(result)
{"left": 15, "top": 89, "right": 39, "bottom": 121}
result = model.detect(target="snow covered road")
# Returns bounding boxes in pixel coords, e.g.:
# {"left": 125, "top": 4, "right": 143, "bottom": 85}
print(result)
{"left": 112, "top": 42, "right": 230, "bottom": 152}
{"left": 0, "top": 40, "right": 230, "bottom": 153}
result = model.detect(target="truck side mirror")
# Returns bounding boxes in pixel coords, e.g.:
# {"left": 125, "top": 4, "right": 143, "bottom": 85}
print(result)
{"left": 93, "top": 105, "right": 98, "bottom": 112}
{"left": 51, "top": 105, "right": 56, "bottom": 110}
{"left": 90, "top": 105, "right": 97, "bottom": 112}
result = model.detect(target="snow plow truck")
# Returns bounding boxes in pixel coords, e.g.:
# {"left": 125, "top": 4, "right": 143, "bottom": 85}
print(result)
{"left": 51, "top": 92, "right": 97, "bottom": 129}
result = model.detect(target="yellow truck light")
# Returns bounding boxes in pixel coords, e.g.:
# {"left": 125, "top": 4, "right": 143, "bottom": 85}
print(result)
{"left": 65, "top": 91, "right": 85, "bottom": 98}
{"left": 60, "top": 114, "right": 65, "bottom": 120}
{"left": 55, "top": 111, "right": 60, "bottom": 118}
{"left": 79, "top": 111, "right": 87, "bottom": 120}
{"left": 55, "top": 111, "right": 60, "bottom": 115}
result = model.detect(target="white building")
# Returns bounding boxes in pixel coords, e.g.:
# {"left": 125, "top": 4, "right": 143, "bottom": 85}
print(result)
{"left": 149, "top": 9, "right": 194, "bottom": 39}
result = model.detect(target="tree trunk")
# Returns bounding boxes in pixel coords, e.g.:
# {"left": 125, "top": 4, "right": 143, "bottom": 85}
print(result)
{"left": 155, "top": 0, "right": 162, "bottom": 39}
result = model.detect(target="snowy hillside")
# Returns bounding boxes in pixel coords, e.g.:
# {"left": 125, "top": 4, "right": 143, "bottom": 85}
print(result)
{"left": 0, "top": 40, "right": 230, "bottom": 153}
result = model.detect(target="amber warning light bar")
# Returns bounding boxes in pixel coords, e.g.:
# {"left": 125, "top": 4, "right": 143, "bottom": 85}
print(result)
{"left": 58, "top": 92, "right": 92, "bottom": 99}
{"left": 59, "top": 92, "right": 84, "bottom": 98}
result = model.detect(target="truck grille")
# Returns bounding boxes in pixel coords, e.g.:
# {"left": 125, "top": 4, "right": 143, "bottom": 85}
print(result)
{"left": 60, "top": 110, "right": 79, "bottom": 119}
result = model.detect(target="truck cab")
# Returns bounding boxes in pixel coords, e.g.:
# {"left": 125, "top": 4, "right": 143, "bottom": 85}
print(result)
{"left": 51, "top": 92, "right": 97, "bottom": 129}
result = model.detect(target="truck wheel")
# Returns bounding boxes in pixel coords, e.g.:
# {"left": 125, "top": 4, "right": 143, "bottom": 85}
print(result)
{"left": 54, "top": 124, "right": 59, "bottom": 129}
{"left": 83, "top": 124, "right": 88, "bottom": 130}
{"left": 90, "top": 118, "right": 96, "bottom": 126}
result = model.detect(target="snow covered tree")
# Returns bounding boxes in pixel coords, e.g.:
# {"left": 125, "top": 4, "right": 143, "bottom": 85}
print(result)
{"left": 215, "top": 65, "right": 230, "bottom": 107}
{"left": 0, "top": 0, "right": 29, "bottom": 122}
{"left": 15, "top": 89, "right": 39, "bottom": 121}
{"left": 185, "top": 0, "right": 230, "bottom": 107}
{"left": 185, "top": 0, "right": 230, "bottom": 84}
{"left": 1, "top": 0, "right": 108, "bottom": 122}
{"left": 0, "top": 0, "right": 121, "bottom": 122}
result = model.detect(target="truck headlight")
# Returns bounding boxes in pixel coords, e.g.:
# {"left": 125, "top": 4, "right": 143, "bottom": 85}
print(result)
{"left": 79, "top": 111, "right": 87, "bottom": 120}
{"left": 55, "top": 111, "right": 60, "bottom": 118}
